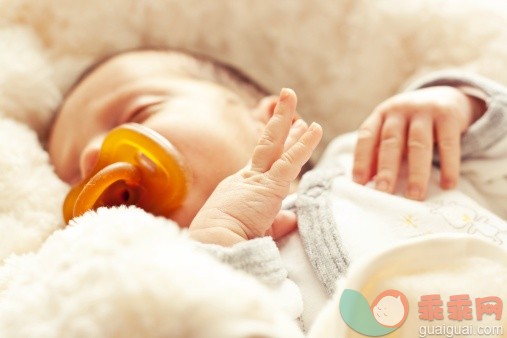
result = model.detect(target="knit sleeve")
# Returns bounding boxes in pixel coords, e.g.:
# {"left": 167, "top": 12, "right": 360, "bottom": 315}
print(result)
{"left": 193, "top": 236, "right": 288, "bottom": 287}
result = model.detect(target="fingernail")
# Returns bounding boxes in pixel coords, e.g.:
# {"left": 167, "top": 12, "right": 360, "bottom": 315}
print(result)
{"left": 308, "top": 122, "right": 320, "bottom": 132}
{"left": 280, "top": 88, "right": 290, "bottom": 100}
{"left": 406, "top": 185, "right": 421, "bottom": 200}
{"left": 292, "top": 119, "right": 305, "bottom": 129}
{"left": 353, "top": 171, "right": 364, "bottom": 183}
{"left": 441, "top": 179, "right": 456, "bottom": 190}
{"left": 376, "top": 180, "right": 389, "bottom": 192}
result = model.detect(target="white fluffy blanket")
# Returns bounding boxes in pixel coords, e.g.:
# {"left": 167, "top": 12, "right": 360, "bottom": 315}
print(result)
{"left": 1, "top": 0, "right": 507, "bottom": 337}
{"left": 0, "top": 121, "right": 303, "bottom": 338}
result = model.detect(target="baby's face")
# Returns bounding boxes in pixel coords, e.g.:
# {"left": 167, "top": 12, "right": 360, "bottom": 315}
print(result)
{"left": 48, "top": 51, "right": 269, "bottom": 226}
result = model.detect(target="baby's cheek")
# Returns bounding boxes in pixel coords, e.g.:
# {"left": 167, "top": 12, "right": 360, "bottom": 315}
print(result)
{"left": 49, "top": 146, "right": 77, "bottom": 184}
{"left": 167, "top": 189, "right": 208, "bottom": 228}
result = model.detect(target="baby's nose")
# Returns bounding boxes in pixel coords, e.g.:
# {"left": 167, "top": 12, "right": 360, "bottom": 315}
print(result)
{"left": 79, "top": 135, "right": 104, "bottom": 179}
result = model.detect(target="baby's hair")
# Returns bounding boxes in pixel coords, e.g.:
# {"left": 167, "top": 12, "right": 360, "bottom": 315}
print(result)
{"left": 183, "top": 50, "right": 271, "bottom": 106}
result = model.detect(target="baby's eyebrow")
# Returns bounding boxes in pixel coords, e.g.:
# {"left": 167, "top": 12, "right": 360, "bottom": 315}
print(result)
{"left": 55, "top": 48, "right": 150, "bottom": 118}
{"left": 63, "top": 53, "right": 118, "bottom": 101}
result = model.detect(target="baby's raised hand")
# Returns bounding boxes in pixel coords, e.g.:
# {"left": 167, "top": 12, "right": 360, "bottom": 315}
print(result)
{"left": 189, "top": 89, "right": 323, "bottom": 246}
{"left": 353, "top": 86, "right": 485, "bottom": 200}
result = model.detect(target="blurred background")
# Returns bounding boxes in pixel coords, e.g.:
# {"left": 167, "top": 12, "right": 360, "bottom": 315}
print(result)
{"left": 1, "top": 0, "right": 507, "bottom": 156}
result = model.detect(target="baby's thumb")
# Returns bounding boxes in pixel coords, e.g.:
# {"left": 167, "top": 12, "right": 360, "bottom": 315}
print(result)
{"left": 266, "top": 210, "right": 297, "bottom": 240}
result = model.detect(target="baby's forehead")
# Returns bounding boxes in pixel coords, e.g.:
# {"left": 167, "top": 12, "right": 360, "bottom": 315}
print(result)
{"left": 70, "top": 49, "right": 199, "bottom": 91}
{"left": 62, "top": 49, "right": 265, "bottom": 110}
{"left": 63, "top": 51, "right": 175, "bottom": 103}
{"left": 73, "top": 51, "right": 157, "bottom": 87}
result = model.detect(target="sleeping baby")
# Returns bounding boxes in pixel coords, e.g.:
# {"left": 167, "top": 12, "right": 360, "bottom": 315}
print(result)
{"left": 48, "top": 48, "right": 507, "bottom": 331}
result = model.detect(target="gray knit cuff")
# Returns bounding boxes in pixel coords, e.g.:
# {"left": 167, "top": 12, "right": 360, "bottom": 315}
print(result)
{"left": 194, "top": 237, "right": 287, "bottom": 287}
{"left": 405, "top": 70, "right": 507, "bottom": 159}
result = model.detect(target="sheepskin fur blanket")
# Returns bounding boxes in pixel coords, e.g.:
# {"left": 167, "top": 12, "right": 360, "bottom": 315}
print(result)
{"left": 1, "top": 0, "right": 507, "bottom": 337}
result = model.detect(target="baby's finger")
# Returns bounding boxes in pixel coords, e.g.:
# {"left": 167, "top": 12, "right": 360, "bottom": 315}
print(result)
{"left": 251, "top": 88, "right": 297, "bottom": 173}
{"left": 374, "top": 115, "right": 407, "bottom": 194}
{"left": 353, "top": 114, "right": 382, "bottom": 184}
{"left": 284, "top": 119, "right": 308, "bottom": 151}
{"left": 406, "top": 115, "right": 434, "bottom": 200}
{"left": 265, "top": 210, "right": 298, "bottom": 240}
{"left": 435, "top": 116, "right": 461, "bottom": 189}
{"left": 269, "top": 122, "right": 322, "bottom": 182}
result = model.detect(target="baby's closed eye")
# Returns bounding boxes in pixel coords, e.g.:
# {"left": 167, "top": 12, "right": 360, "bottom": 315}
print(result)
{"left": 128, "top": 101, "right": 166, "bottom": 123}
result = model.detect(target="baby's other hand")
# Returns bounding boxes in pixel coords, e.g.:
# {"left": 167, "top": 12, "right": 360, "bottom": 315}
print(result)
{"left": 352, "top": 86, "right": 485, "bottom": 200}
{"left": 189, "top": 88, "right": 323, "bottom": 246}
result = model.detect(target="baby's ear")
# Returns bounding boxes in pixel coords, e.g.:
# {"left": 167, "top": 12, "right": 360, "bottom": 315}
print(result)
{"left": 253, "top": 95, "right": 278, "bottom": 124}
{"left": 253, "top": 95, "right": 301, "bottom": 124}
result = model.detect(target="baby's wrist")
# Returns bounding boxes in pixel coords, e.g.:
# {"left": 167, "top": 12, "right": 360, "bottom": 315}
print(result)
{"left": 456, "top": 85, "right": 487, "bottom": 128}
{"left": 188, "top": 227, "right": 247, "bottom": 247}
{"left": 465, "top": 95, "right": 487, "bottom": 126}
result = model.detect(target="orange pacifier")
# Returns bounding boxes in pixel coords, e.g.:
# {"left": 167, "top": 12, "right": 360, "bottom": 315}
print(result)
{"left": 63, "top": 123, "right": 188, "bottom": 223}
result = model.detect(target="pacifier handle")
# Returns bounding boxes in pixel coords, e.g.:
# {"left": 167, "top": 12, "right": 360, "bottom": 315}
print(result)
{"left": 63, "top": 123, "right": 188, "bottom": 223}
{"left": 73, "top": 162, "right": 142, "bottom": 218}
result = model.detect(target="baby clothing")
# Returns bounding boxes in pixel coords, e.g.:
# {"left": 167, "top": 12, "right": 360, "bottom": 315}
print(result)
{"left": 307, "top": 234, "right": 507, "bottom": 338}
{"left": 201, "top": 71, "right": 507, "bottom": 329}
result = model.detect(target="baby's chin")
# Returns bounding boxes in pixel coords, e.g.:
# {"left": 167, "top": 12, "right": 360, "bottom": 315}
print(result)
{"left": 166, "top": 198, "right": 203, "bottom": 228}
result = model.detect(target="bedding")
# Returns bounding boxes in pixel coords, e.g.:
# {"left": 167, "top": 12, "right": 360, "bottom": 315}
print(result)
{"left": 0, "top": 120, "right": 303, "bottom": 337}
{"left": 2, "top": 0, "right": 507, "bottom": 154}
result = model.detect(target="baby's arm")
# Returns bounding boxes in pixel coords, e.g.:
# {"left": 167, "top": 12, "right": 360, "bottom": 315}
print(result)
{"left": 189, "top": 88, "right": 323, "bottom": 246}
{"left": 353, "top": 80, "right": 486, "bottom": 200}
